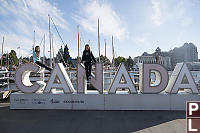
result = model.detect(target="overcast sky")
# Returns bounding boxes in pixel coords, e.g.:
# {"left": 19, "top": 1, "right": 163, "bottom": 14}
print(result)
{"left": 0, "top": 0, "right": 200, "bottom": 60}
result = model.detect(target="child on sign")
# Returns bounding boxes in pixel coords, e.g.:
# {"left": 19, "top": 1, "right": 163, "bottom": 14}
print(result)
{"left": 33, "top": 46, "right": 52, "bottom": 72}
{"left": 81, "top": 44, "right": 96, "bottom": 81}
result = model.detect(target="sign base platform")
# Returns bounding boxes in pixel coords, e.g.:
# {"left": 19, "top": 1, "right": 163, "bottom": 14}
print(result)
{"left": 10, "top": 91, "right": 200, "bottom": 110}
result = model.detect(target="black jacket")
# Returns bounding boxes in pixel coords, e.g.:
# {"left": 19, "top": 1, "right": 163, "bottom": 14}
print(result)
{"left": 81, "top": 50, "right": 96, "bottom": 63}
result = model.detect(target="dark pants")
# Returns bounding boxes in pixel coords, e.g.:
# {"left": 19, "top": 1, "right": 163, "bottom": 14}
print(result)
{"left": 84, "top": 62, "right": 92, "bottom": 80}
{"left": 36, "top": 61, "right": 52, "bottom": 72}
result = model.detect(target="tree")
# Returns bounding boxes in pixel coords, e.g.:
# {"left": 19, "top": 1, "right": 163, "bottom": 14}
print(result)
{"left": 56, "top": 46, "right": 65, "bottom": 66}
{"left": 63, "top": 44, "right": 72, "bottom": 65}
{"left": 30, "top": 56, "right": 33, "bottom": 63}
{"left": 126, "top": 56, "right": 134, "bottom": 70}
{"left": 1, "top": 53, "right": 8, "bottom": 66}
{"left": 22, "top": 57, "right": 29, "bottom": 64}
{"left": 96, "top": 55, "right": 111, "bottom": 66}
{"left": 9, "top": 50, "right": 18, "bottom": 66}
{"left": 114, "top": 56, "right": 127, "bottom": 67}
{"left": 56, "top": 46, "right": 64, "bottom": 63}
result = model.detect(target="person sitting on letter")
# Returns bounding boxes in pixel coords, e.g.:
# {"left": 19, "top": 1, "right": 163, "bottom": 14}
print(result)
{"left": 33, "top": 46, "right": 52, "bottom": 72}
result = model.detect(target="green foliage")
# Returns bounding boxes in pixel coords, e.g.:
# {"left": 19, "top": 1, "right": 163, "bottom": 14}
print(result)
{"left": 59, "top": 46, "right": 64, "bottom": 56}
{"left": 97, "top": 55, "right": 111, "bottom": 65}
{"left": 9, "top": 50, "right": 18, "bottom": 66}
{"left": 57, "top": 46, "right": 64, "bottom": 62}
{"left": 1, "top": 53, "right": 8, "bottom": 66}
{"left": 126, "top": 56, "right": 134, "bottom": 70}
{"left": 114, "top": 56, "right": 127, "bottom": 66}
{"left": 22, "top": 57, "right": 30, "bottom": 64}
{"left": 30, "top": 56, "right": 33, "bottom": 63}
{"left": 63, "top": 44, "right": 72, "bottom": 64}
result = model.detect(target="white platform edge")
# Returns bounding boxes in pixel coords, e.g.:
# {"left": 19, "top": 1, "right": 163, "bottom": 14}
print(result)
{"left": 10, "top": 92, "right": 200, "bottom": 110}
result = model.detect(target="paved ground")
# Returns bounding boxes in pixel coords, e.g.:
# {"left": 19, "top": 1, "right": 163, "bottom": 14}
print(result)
{"left": 0, "top": 99, "right": 186, "bottom": 133}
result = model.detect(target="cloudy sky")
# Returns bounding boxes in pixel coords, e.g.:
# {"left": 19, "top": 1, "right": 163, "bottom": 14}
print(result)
{"left": 0, "top": 0, "right": 200, "bottom": 60}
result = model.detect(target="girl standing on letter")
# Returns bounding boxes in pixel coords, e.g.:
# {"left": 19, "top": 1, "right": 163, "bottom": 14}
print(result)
{"left": 81, "top": 44, "right": 96, "bottom": 81}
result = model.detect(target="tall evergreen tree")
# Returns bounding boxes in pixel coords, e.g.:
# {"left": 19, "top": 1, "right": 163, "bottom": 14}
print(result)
{"left": 63, "top": 44, "right": 72, "bottom": 64}
{"left": 57, "top": 45, "right": 64, "bottom": 62}
{"left": 127, "top": 56, "right": 134, "bottom": 70}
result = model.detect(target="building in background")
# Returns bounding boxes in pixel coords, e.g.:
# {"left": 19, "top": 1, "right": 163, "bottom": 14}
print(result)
{"left": 169, "top": 43, "right": 198, "bottom": 68}
{"left": 134, "top": 43, "right": 198, "bottom": 70}
{"left": 134, "top": 47, "right": 172, "bottom": 70}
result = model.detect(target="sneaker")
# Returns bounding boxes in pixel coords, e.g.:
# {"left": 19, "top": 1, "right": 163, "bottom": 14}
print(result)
{"left": 88, "top": 76, "right": 91, "bottom": 79}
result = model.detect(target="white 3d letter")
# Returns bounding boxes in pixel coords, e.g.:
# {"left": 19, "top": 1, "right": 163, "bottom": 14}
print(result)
{"left": 15, "top": 63, "right": 45, "bottom": 93}
{"left": 165, "top": 63, "right": 199, "bottom": 94}
{"left": 77, "top": 63, "right": 103, "bottom": 93}
{"left": 108, "top": 63, "right": 137, "bottom": 94}
{"left": 44, "top": 63, "right": 75, "bottom": 93}
{"left": 139, "top": 63, "right": 169, "bottom": 93}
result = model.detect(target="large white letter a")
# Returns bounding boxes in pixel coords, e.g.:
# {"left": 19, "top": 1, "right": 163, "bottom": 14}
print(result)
{"left": 44, "top": 63, "right": 75, "bottom": 93}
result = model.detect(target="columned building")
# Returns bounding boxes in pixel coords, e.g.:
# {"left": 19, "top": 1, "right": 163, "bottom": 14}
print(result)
{"left": 134, "top": 43, "right": 198, "bottom": 70}
{"left": 134, "top": 55, "right": 171, "bottom": 70}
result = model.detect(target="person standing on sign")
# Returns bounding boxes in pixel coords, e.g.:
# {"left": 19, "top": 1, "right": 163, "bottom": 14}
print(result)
{"left": 81, "top": 44, "right": 96, "bottom": 81}
{"left": 33, "top": 46, "right": 52, "bottom": 72}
